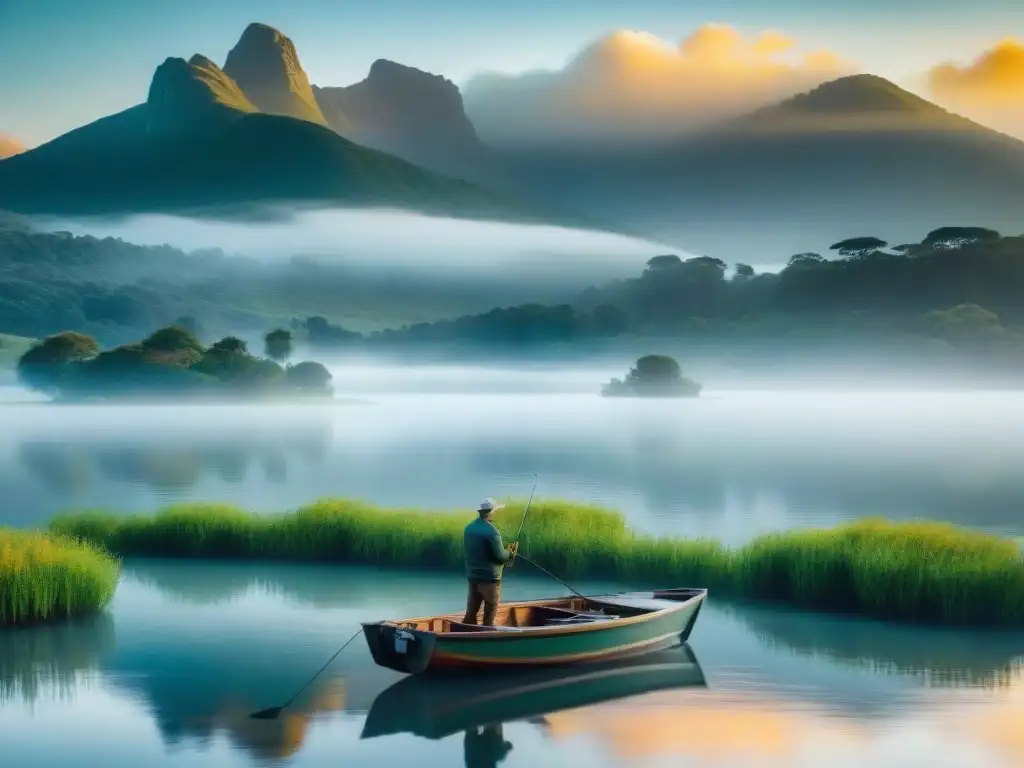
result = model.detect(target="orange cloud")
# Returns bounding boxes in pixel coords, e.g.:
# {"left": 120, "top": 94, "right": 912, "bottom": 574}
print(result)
{"left": 929, "top": 39, "right": 1024, "bottom": 137}
{"left": 463, "top": 24, "right": 853, "bottom": 146}
{"left": 0, "top": 135, "right": 24, "bottom": 159}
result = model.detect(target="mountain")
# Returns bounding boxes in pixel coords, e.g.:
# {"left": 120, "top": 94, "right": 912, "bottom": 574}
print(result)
{"left": 0, "top": 136, "right": 24, "bottom": 159}
{"left": 491, "top": 75, "right": 1024, "bottom": 259}
{"left": 314, "top": 59, "right": 487, "bottom": 179}
{"left": 0, "top": 50, "right": 566, "bottom": 223}
{"left": 222, "top": 23, "right": 328, "bottom": 126}
{"left": 719, "top": 74, "right": 985, "bottom": 135}
{"left": 147, "top": 55, "right": 256, "bottom": 134}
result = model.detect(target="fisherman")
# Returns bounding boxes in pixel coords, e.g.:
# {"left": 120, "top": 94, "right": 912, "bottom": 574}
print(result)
{"left": 462, "top": 497, "right": 518, "bottom": 626}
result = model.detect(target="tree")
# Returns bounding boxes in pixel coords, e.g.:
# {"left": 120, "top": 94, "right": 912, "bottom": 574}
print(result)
{"left": 603, "top": 354, "right": 701, "bottom": 397}
{"left": 685, "top": 256, "right": 727, "bottom": 271}
{"left": 17, "top": 331, "right": 99, "bottom": 392}
{"left": 264, "top": 328, "right": 293, "bottom": 362}
{"left": 644, "top": 255, "right": 683, "bottom": 274}
{"left": 829, "top": 237, "right": 888, "bottom": 257}
{"left": 142, "top": 325, "right": 204, "bottom": 354}
{"left": 209, "top": 336, "right": 248, "bottom": 355}
{"left": 922, "top": 303, "right": 1003, "bottom": 347}
{"left": 922, "top": 227, "right": 1001, "bottom": 250}
{"left": 786, "top": 253, "right": 826, "bottom": 268}
{"left": 734, "top": 263, "right": 755, "bottom": 279}
{"left": 629, "top": 354, "right": 682, "bottom": 382}
{"left": 286, "top": 361, "right": 333, "bottom": 392}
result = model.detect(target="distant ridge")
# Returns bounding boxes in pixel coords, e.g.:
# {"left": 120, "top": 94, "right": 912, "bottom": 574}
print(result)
{"left": 314, "top": 58, "right": 487, "bottom": 179}
{"left": 723, "top": 74, "right": 997, "bottom": 136}
{"left": 488, "top": 74, "right": 1024, "bottom": 257}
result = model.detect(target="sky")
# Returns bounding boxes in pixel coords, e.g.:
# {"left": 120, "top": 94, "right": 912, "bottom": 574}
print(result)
{"left": 2, "top": 0, "right": 1023, "bottom": 146}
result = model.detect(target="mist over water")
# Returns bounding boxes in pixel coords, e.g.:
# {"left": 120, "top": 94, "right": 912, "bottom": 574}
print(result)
{"left": 36, "top": 207, "right": 683, "bottom": 285}
{"left": 3, "top": 364, "right": 1024, "bottom": 543}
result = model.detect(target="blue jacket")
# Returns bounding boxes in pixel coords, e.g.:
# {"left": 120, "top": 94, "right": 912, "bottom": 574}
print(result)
{"left": 464, "top": 517, "right": 511, "bottom": 582}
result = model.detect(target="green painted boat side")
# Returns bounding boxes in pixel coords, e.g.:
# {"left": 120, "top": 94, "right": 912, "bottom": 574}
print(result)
{"left": 361, "top": 643, "right": 707, "bottom": 740}
{"left": 361, "top": 588, "right": 706, "bottom": 674}
{"left": 433, "top": 595, "right": 701, "bottom": 665}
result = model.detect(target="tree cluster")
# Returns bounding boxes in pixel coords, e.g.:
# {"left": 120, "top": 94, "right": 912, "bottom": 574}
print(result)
{"left": 17, "top": 325, "right": 332, "bottom": 400}
{"left": 348, "top": 226, "right": 1024, "bottom": 369}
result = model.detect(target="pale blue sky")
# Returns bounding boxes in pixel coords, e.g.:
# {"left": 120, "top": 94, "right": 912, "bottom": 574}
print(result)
{"left": 1, "top": 0, "right": 1021, "bottom": 145}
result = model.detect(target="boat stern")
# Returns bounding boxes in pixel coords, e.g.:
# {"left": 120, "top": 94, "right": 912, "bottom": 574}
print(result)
{"left": 361, "top": 622, "right": 436, "bottom": 674}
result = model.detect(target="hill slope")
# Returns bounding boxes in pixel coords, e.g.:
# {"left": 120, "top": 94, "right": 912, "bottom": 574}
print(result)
{"left": 491, "top": 75, "right": 1024, "bottom": 259}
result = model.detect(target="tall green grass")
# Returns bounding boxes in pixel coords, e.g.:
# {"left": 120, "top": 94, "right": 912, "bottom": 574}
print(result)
{"left": 49, "top": 499, "right": 1024, "bottom": 627}
{"left": 0, "top": 529, "right": 121, "bottom": 627}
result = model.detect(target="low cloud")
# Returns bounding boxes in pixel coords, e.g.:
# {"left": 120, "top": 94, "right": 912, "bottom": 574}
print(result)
{"left": 929, "top": 39, "right": 1024, "bottom": 137}
{"left": 38, "top": 207, "right": 681, "bottom": 286}
{"left": 463, "top": 24, "right": 852, "bottom": 146}
{"left": 0, "top": 135, "right": 25, "bottom": 159}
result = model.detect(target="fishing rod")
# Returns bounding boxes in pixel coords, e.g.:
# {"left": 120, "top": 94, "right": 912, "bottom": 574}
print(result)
{"left": 509, "top": 472, "right": 538, "bottom": 567}
{"left": 506, "top": 473, "right": 588, "bottom": 603}
{"left": 515, "top": 553, "right": 588, "bottom": 602}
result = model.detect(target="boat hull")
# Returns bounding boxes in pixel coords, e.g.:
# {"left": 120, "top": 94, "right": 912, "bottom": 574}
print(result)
{"left": 361, "top": 643, "right": 706, "bottom": 740}
{"left": 362, "top": 588, "right": 705, "bottom": 674}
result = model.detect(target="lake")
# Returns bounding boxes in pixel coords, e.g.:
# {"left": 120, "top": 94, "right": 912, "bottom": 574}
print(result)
{"left": 1, "top": 560, "right": 1022, "bottom": 767}
{"left": 2, "top": 364, "right": 1024, "bottom": 544}
{"left": 3, "top": 366, "right": 1024, "bottom": 765}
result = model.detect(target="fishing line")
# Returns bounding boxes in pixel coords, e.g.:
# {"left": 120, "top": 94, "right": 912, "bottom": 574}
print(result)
{"left": 515, "top": 553, "right": 588, "bottom": 602}
{"left": 249, "top": 627, "right": 363, "bottom": 720}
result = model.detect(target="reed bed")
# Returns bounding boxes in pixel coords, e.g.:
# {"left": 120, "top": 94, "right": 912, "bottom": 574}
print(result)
{"left": 0, "top": 528, "right": 121, "bottom": 627}
{"left": 49, "top": 499, "right": 1024, "bottom": 627}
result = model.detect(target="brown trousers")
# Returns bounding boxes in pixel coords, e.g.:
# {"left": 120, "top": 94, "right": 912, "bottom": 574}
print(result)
{"left": 463, "top": 580, "right": 501, "bottom": 626}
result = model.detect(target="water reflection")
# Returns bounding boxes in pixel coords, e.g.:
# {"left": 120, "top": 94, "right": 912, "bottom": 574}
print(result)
{"left": 464, "top": 725, "right": 513, "bottom": 768}
{"left": 4, "top": 392, "right": 1024, "bottom": 541}
{"left": 18, "top": 429, "right": 331, "bottom": 494}
{"left": 2, "top": 560, "right": 1024, "bottom": 766}
{"left": 361, "top": 644, "right": 706, "bottom": 741}
{"left": 0, "top": 613, "right": 114, "bottom": 704}
{"left": 736, "top": 603, "right": 1024, "bottom": 690}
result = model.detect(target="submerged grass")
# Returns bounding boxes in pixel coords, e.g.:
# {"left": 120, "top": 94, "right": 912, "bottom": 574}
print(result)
{"left": 49, "top": 499, "right": 1024, "bottom": 628}
{"left": 0, "top": 529, "right": 121, "bottom": 627}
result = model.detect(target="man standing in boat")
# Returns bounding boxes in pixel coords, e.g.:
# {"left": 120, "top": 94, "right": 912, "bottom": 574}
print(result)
{"left": 462, "top": 497, "right": 518, "bottom": 626}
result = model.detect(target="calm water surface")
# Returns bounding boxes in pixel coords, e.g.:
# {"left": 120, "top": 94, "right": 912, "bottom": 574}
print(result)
{"left": 4, "top": 370, "right": 1024, "bottom": 766}
{"left": 1, "top": 561, "right": 1023, "bottom": 767}
{"left": 2, "top": 365, "right": 1023, "bottom": 543}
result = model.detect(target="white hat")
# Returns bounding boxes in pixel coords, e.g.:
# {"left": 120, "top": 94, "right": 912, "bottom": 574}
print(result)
{"left": 478, "top": 497, "right": 505, "bottom": 512}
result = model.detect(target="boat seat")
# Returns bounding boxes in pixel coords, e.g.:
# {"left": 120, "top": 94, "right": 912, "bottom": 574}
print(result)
{"left": 584, "top": 594, "right": 679, "bottom": 611}
{"left": 544, "top": 613, "right": 619, "bottom": 625}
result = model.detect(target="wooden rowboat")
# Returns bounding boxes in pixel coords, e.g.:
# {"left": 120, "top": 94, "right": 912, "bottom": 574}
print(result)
{"left": 360, "top": 587, "right": 706, "bottom": 674}
{"left": 360, "top": 643, "right": 706, "bottom": 740}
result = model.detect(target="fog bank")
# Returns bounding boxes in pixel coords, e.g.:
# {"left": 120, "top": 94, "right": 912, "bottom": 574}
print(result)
{"left": 36, "top": 207, "right": 685, "bottom": 284}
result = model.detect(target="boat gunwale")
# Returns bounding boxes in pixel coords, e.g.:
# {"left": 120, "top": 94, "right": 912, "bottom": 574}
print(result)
{"left": 361, "top": 589, "right": 707, "bottom": 641}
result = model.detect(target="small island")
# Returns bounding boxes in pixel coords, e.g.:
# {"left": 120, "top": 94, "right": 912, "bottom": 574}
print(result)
{"left": 602, "top": 354, "right": 702, "bottom": 398}
{"left": 16, "top": 325, "right": 334, "bottom": 401}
